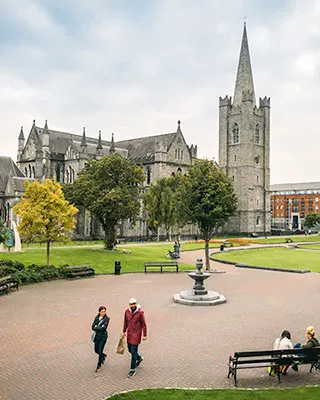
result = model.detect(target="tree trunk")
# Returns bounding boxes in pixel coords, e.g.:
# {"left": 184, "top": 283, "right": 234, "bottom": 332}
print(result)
{"left": 204, "top": 238, "right": 210, "bottom": 271}
{"left": 46, "top": 240, "right": 50, "bottom": 267}
{"left": 103, "top": 223, "right": 117, "bottom": 250}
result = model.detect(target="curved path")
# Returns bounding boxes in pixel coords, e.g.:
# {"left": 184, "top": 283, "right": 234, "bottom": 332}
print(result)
{"left": 0, "top": 250, "right": 319, "bottom": 400}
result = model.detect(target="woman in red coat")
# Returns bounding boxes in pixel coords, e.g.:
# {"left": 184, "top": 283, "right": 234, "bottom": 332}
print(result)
{"left": 121, "top": 297, "right": 147, "bottom": 378}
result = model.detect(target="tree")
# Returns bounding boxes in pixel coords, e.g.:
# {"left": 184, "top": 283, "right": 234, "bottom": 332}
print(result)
{"left": 304, "top": 213, "right": 320, "bottom": 230}
{"left": 64, "top": 154, "right": 145, "bottom": 250}
{"left": 143, "top": 177, "right": 177, "bottom": 240}
{"left": 179, "top": 159, "right": 237, "bottom": 270}
{"left": 13, "top": 179, "right": 78, "bottom": 266}
{"left": 0, "top": 217, "right": 8, "bottom": 244}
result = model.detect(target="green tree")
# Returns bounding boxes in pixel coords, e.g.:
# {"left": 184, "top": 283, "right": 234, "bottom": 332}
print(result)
{"left": 0, "top": 217, "right": 8, "bottom": 244}
{"left": 64, "top": 154, "right": 144, "bottom": 250}
{"left": 13, "top": 179, "right": 78, "bottom": 266}
{"left": 143, "top": 177, "right": 177, "bottom": 240}
{"left": 304, "top": 213, "right": 320, "bottom": 230}
{"left": 179, "top": 159, "right": 237, "bottom": 270}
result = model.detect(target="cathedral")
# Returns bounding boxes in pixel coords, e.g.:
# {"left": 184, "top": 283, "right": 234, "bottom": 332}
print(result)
{"left": 219, "top": 23, "right": 271, "bottom": 234}
{"left": 1, "top": 23, "right": 271, "bottom": 239}
{"left": 14, "top": 120, "right": 197, "bottom": 239}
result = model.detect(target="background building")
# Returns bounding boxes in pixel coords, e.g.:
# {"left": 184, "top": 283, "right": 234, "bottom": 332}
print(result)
{"left": 270, "top": 182, "right": 320, "bottom": 230}
{"left": 218, "top": 23, "right": 271, "bottom": 235}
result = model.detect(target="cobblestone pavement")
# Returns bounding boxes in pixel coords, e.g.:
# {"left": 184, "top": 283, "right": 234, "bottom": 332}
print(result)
{"left": 0, "top": 250, "right": 319, "bottom": 400}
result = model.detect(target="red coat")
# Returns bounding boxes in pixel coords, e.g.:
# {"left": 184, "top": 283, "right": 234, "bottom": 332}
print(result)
{"left": 123, "top": 306, "right": 147, "bottom": 345}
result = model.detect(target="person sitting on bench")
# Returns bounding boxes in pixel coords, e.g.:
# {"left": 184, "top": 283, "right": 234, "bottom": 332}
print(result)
{"left": 292, "top": 325, "right": 319, "bottom": 371}
{"left": 271, "top": 330, "right": 293, "bottom": 375}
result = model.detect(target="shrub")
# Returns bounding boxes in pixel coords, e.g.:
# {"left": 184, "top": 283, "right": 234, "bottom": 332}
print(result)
{"left": 0, "top": 260, "right": 66, "bottom": 285}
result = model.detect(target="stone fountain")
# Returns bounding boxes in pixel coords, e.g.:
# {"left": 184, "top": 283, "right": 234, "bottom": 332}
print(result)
{"left": 173, "top": 257, "right": 227, "bottom": 306}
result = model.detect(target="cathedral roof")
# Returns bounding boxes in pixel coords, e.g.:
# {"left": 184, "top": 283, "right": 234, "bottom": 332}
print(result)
{"left": 116, "top": 132, "right": 177, "bottom": 163}
{"left": 0, "top": 157, "right": 25, "bottom": 193}
{"left": 233, "top": 23, "right": 256, "bottom": 106}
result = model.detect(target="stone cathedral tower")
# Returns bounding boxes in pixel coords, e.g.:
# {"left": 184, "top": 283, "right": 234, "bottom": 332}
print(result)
{"left": 219, "top": 23, "right": 271, "bottom": 234}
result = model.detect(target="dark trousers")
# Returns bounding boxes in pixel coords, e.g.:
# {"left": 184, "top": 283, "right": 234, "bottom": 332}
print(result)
{"left": 127, "top": 343, "right": 142, "bottom": 370}
{"left": 94, "top": 336, "right": 107, "bottom": 368}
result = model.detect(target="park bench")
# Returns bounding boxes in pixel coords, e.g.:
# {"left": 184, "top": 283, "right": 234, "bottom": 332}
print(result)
{"left": 0, "top": 275, "right": 19, "bottom": 295}
{"left": 66, "top": 265, "right": 95, "bottom": 279}
{"left": 116, "top": 237, "right": 127, "bottom": 244}
{"left": 144, "top": 261, "right": 179, "bottom": 273}
{"left": 223, "top": 241, "right": 234, "bottom": 247}
{"left": 228, "top": 347, "right": 320, "bottom": 386}
{"left": 285, "top": 238, "right": 293, "bottom": 243}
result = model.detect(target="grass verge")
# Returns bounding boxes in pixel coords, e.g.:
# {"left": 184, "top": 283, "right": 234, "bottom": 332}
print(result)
{"left": 107, "top": 387, "right": 320, "bottom": 400}
{"left": 213, "top": 248, "right": 320, "bottom": 272}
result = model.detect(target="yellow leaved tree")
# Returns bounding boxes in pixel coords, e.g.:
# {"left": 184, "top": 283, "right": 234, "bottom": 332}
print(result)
{"left": 14, "top": 179, "right": 78, "bottom": 266}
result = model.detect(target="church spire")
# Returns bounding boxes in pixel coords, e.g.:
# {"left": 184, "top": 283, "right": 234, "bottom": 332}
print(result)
{"left": 81, "top": 127, "right": 87, "bottom": 147}
{"left": 109, "top": 133, "right": 115, "bottom": 154}
{"left": 233, "top": 22, "right": 256, "bottom": 106}
{"left": 97, "top": 130, "right": 103, "bottom": 150}
{"left": 18, "top": 126, "right": 24, "bottom": 140}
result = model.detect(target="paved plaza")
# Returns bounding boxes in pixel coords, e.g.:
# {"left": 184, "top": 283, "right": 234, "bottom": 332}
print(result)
{"left": 0, "top": 250, "right": 319, "bottom": 400}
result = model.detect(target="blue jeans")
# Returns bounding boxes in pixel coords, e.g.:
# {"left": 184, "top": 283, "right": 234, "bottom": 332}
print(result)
{"left": 127, "top": 343, "right": 142, "bottom": 370}
{"left": 94, "top": 336, "right": 107, "bottom": 368}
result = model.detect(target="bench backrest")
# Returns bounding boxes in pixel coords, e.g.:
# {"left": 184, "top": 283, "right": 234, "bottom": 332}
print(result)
{"left": 66, "top": 265, "right": 91, "bottom": 270}
{"left": 234, "top": 347, "right": 320, "bottom": 359}
{"left": 144, "top": 262, "right": 178, "bottom": 266}
{"left": 0, "top": 275, "right": 12, "bottom": 283}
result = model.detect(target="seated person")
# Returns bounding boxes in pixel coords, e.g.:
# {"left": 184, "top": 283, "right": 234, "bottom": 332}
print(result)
{"left": 292, "top": 326, "right": 319, "bottom": 371}
{"left": 271, "top": 330, "right": 293, "bottom": 375}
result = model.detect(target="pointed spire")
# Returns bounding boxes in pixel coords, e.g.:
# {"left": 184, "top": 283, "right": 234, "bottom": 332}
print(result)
{"left": 44, "top": 120, "right": 48, "bottom": 131}
{"left": 233, "top": 22, "right": 256, "bottom": 106}
{"left": 97, "top": 130, "right": 103, "bottom": 150}
{"left": 19, "top": 126, "right": 24, "bottom": 140}
{"left": 109, "top": 133, "right": 115, "bottom": 154}
{"left": 177, "top": 120, "right": 181, "bottom": 132}
{"left": 81, "top": 127, "right": 87, "bottom": 147}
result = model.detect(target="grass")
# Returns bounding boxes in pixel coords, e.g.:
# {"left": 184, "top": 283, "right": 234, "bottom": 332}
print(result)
{"left": 0, "top": 245, "right": 196, "bottom": 274}
{"left": 213, "top": 247, "right": 320, "bottom": 272}
{"left": 298, "top": 244, "right": 320, "bottom": 250}
{"left": 107, "top": 387, "right": 320, "bottom": 400}
{"left": 252, "top": 235, "right": 320, "bottom": 244}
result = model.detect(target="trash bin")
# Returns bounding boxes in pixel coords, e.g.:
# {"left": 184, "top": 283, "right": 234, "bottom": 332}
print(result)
{"left": 220, "top": 244, "right": 224, "bottom": 251}
{"left": 114, "top": 260, "right": 121, "bottom": 275}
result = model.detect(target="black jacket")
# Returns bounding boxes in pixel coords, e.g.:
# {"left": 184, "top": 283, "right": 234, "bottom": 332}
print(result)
{"left": 91, "top": 315, "right": 110, "bottom": 339}
{"left": 301, "top": 337, "right": 319, "bottom": 349}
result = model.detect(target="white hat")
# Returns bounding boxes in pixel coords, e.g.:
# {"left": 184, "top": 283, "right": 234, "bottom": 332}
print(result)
{"left": 129, "top": 297, "right": 137, "bottom": 304}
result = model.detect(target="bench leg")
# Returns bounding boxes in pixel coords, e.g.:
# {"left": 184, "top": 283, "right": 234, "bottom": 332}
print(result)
{"left": 276, "top": 365, "right": 281, "bottom": 383}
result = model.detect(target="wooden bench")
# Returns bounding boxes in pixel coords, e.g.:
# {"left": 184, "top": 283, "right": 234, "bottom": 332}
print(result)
{"left": 66, "top": 265, "right": 95, "bottom": 279}
{"left": 285, "top": 238, "right": 293, "bottom": 243}
{"left": 0, "top": 275, "right": 19, "bottom": 295}
{"left": 228, "top": 347, "right": 320, "bottom": 386}
{"left": 223, "top": 241, "right": 234, "bottom": 247}
{"left": 117, "top": 237, "right": 127, "bottom": 244}
{"left": 144, "top": 261, "right": 179, "bottom": 273}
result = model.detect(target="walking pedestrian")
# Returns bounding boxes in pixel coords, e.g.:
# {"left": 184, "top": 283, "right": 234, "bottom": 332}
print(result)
{"left": 91, "top": 305, "right": 110, "bottom": 372}
{"left": 121, "top": 297, "right": 147, "bottom": 378}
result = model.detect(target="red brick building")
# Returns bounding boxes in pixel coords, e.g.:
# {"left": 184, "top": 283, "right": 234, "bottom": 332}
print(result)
{"left": 270, "top": 182, "right": 320, "bottom": 230}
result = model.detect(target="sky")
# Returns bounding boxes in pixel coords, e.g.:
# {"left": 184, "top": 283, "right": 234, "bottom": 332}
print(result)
{"left": 0, "top": 0, "right": 319, "bottom": 184}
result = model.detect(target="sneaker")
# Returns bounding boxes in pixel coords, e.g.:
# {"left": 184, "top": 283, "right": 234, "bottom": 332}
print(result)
{"left": 292, "top": 364, "right": 298, "bottom": 372}
{"left": 136, "top": 356, "right": 144, "bottom": 368}
{"left": 127, "top": 369, "right": 136, "bottom": 378}
{"left": 102, "top": 353, "right": 107, "bottom": 364}
{"left": 95, "top": 366, "right": 103, "bottom": 373}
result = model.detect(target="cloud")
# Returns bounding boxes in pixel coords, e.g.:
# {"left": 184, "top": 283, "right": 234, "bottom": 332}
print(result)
{"left": 0, "top": 0, "right": 319, "bottom": 184}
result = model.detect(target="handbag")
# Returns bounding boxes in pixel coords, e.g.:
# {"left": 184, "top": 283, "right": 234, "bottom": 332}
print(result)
{"left": 116, "top": 336, "right": 126, "bottom": 355}
{"left": 91, "top": 317, "right": 105, "bottom": 343}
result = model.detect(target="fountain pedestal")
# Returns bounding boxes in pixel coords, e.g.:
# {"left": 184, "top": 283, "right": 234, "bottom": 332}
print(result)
{"left": 173, "top": 257, "right": 227, "bottom": 306}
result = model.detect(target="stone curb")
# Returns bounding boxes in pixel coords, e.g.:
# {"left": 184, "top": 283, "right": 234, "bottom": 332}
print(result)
{"left": 210, "top": 257, "right": 310, "bottom": 274}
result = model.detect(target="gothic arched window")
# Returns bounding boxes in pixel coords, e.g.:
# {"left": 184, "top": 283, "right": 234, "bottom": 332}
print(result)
{"left": 32, "top": 166, "right": 35, "bottom": 178}
{"left": 28, "top": 164, "right": 31, "bottom": 178}
{"left": 24, "top": 167, "right": 27, "bottom": 177}
{"left": 146, "top": 167, "right": 151, "bottom": 185}
{"left": 256, "top": 215, "right": 260, "bottom": 226}
{"left": 255, "top": 124, "right": 260, "bottom": 144}
{"left": 232, "top": 123, "right": 239, "bottom": 144}
{"left": 56, "top": 164, "right": 61, "bottom": 182}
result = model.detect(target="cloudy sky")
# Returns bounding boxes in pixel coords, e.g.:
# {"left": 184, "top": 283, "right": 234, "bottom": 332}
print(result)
{"left": 0, "top": 0, "right": 319, "bottom": 184}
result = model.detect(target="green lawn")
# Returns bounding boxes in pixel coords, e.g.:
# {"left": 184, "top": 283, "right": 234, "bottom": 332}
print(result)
{"left": 107, "top": 387, "right": 320, "bottom": 400}
{"left": 298, "top": 244, "right": 320, "bottom": 250}
{"left": 0, "top": 245, "right": 196, "bottom": 273}
{"left": 252, "top": 235, "right": 320, "bottom": 244}
{"left": 213, "top": 248, "right": 320, "bottom": 272}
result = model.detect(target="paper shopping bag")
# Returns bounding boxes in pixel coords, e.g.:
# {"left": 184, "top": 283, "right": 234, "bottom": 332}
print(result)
{"left": 116, "top": 337, "right": 125, "bottom": 355}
